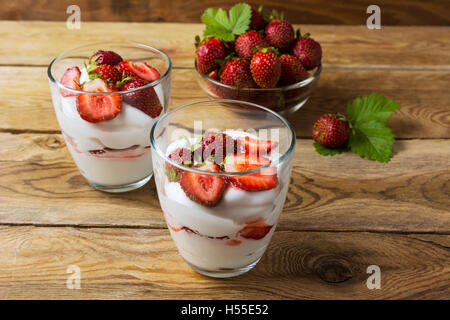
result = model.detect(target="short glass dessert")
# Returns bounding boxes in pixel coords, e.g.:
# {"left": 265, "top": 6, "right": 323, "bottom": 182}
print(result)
{"left": 48, "top": 42, "right": 172, "bottom": 192}
{"left": 151, "top": 100, "right": 296, "bottom": 277}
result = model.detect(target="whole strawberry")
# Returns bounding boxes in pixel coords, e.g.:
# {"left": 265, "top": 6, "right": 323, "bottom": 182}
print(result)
{"left": 120, "top": 78, "right": 163, "bottom": 118}
{"left": 235, "top": 30, "right": 270, "bottom": 60}
{"left": 90, "top": 50, "right": 123, "bottom": 66}
{"left": 278, "top": 54, "right": 308, "bottom": 86}
{"left": 195, "top": 37, "right": 226, "bottom": 74}
{"left": 91, "top": 64, "right": 123, "bottom": 87}
{"left": 265, "top": 19, "right": 295, "bottom": 51}
{"left": 250, "top": 47, "right": 281, "bottom": 88}
{"left": 312, "top": 114, "right": 350, "bottom": 148}
{"left": 249, "top": 8, "right": 266, "bottom": 30}
{"left": 220, "top": 58, "right": 255, "bottom": 88}
{"left": 291, "top": 33, "right": 322, "bottom": 70}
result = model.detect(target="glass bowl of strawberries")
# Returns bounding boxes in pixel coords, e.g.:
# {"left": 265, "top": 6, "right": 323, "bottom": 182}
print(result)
{"left": 194, "top": 3, "right": 322, "bottom": 114}
{"left": 47, "top": 42, "right": 172, "bottom": 192}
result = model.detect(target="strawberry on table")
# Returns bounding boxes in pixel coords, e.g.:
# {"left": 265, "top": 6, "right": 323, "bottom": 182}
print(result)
{"left": 235, "top": 30, "right": 269, "bottom": 60}
{"left": 59, "top": 66, "right": 81, "bottom": 97}
{"left": 312, "top": 114, "right": 350, "bottom": 148}
{"left": 90, "top": 50, "right": 123, "bottom": 66}
{"left": 265, "top": 19, "right": 295, "bottom": 51}
{"left": 76, "top": 79, "right": 122, "bottom": 123}
{"left": 250, "top": 47, "right": 281, "bottom": 88}
{"left": 220, "top": 58, "right": 256, "bottom": 88}
{"left": 120, "top": 78, "right": 163, "bottom": 118}
{"left": 223, "top": 153, "right": 278, "bottom": 191}
{"left": 179, "top": 161, "right": 226, "bottom": 206}
{"left": 118, "top": 61, "right": 160, "bottom": 82}
{"left": 278, "top": 54, "right": 309, "bottom": 86}
{"left": 195, "top": 37, "right": 227, "bottom": 75}
{"left": 291, "top": 31, "right": 322, "bottom": 70}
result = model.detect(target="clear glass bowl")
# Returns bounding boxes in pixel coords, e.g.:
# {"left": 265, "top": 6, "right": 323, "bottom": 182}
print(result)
{"left": 195, "top": 61, "right": 321, "bottom": 114}
{"left": 151, "top": 99, "right": 296, "bottom": 277}
{"left": 47, "top": 42, "right": 172, "bottom": 192}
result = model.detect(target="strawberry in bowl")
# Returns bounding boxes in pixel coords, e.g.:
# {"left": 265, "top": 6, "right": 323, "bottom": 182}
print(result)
{"left": 150, "top": 100, "right": 296, "bottom": 277}
{"left": 194, "top": 3, "right": 322, "bottom": 114}
{"left": 48, "top": 43, "right": 172, "bottom": 192}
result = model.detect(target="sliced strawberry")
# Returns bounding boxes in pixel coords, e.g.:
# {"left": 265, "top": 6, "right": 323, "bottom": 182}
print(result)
{"left": 76, "top": 79, "right": 122, "bottom": 123}
{"left": 179, "top": 161, "right": 226, "bottom": 206}
{"left": 237, "top": 218, "right": 273, "bottom": 240}
{"left": 223, "top": 153, "right": 278, "bottom": 191}
{"left": 118, "top": 61, "right": 160, "bottom": 82}
{"left": 165, "top": 147, "right": 193, "bottom": 182}
{"left": 120, "top": 78, "right": 163, "bottom": 118}
{"left": 237, "top": 136, "right": 278, "bottom": 156}
{"left": 60, "top": 66, "right": 81, "bottom": 97}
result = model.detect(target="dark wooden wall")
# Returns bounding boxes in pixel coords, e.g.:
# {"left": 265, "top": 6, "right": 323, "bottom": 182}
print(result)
{"left": 2, "top": 0, "right": 450, "bottom": 25}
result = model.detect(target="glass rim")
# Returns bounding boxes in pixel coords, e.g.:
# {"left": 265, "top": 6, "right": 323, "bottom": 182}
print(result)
{"left": 47, "top": 41, "right": 172, "bottom": 95}
{"left": 195, "top": 60, "right": 321, "bottom": 91}
{"left": 150, "top": 99, "right": 296, "bottom": 176}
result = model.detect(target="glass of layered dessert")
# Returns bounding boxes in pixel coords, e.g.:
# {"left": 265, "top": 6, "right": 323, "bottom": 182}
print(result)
{"left": 151, "top": 99, "right": 296, "bottom": 277}
{"left": 48, "top": 42, "right": 171, "bottom": 192}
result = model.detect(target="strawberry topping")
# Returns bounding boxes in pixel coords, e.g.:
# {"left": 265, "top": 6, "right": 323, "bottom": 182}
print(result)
{"left": 76, "top": 79, "right": 122, "bottom": 123}
{"left": 91, "top": 64, "right": 123, "bottom": 86}
{"left": 179, "top": 161, "right": 226, "bottom": 206}
{"left": 90, "top": 50, "right": 123, "bottom": 66}
{"left": 237, "top": 136, "right": 278, "bottom": 156}
{"left": 223, "top": 153, "right": 278, "bottom": 191}
{"left": 118, "top": 61, "right": 160, "bottom": 82}
{"left": 59, "top": 66, "right": 81, "bottom": 97}
{"left": 120, "top": 78, "right": 163, "bottom": 118}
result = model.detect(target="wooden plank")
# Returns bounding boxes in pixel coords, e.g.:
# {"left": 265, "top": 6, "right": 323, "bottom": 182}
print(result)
{"left": 1, "top": 133, "right": 448, "bottom": 233}
{"left": 0, "top": 226, "right": 448, "bottom": 299}
{"left": 2, "top": 0, "right": 450, "bottom": 26}
{"left": 1, "top": 67, "right": 449, "bottom": 139}
{"left": 0, "top": 22, "right": 449, "bottom": 68}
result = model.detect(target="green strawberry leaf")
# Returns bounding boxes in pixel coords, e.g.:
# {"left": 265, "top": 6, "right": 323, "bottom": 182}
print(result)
{"left": 349, "top": 120, "right": 396, "bottom": 163}
{"left": 347, "top": 93, "right": 400, "bottom": 126}
{"left": 313, "top": 141, "right": 348, "bottom": 156}
{"left": 202, "top": 3, "right": 251, "bottom": 41}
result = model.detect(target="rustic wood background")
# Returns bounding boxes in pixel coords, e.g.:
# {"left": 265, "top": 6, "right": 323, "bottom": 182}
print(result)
{"left": 2, "top": 0, "right": 450, "bottom": 25}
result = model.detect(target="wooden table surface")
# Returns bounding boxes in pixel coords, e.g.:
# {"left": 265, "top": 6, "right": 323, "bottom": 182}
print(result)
{"left": 0, "top": 21, "right": 449, "bottom": 299}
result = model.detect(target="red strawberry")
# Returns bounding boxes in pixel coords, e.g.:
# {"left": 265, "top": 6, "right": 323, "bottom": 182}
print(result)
{"left": 200, "top": 131, "right": 237, "bottom": 164}
{"left": 223, "top": 153, "right": 278, "bottom": 191}
{"left": 220, "top": 58, "right": 255, "bottom": 88}
{"left": 291, "top": 34, "right": 322, "bottom": 70}
{"left": 312, "top": 114, "right": 350, "bottom": 148}
{"left": 265, "top": 19, "right": 295, "bottom": 51}
{"left": 118, "top": 61, "right": 160, "bottom": 82}
{"left": 208, "top": 70, "right": 219, "bottom": 81}
{"left": 90, "top": 50, "right": 123, "bottom": 66}
{"left": 120, "top": 78, "right": 163, "bottom": 118}
{"left": 236, "top": 136, "right": 278, "bottom": 156}
{"left": 91, "top": 64, "right": 123, "bottom": 86}
{"left": 179, "top": 161, "right": 226, "bottom": 206}
{"left": 249, "top": 8, "right": 266, "bottom": 30}
{"left": 235, "top": 30, "right": 269, "bottom": 60}
{"left": 278, "top": 54, "right": 309, "bottom": 86}
{"left": 195, "top": 37, "right": 226, "bottom": 75}
{"left": 250, "top": 48, "right": 281, "bottom": 88}
{"left": 76, "top": 79, "right": 122, "bottom": 123}
{"left": 237, "top": 218, "right": 273, "bottom": 240}
{"left": 165, "top": 147, "right": 193, "bottom": 182}
{"left": 59, "top": 66, "right": 81, "bottom": 97}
